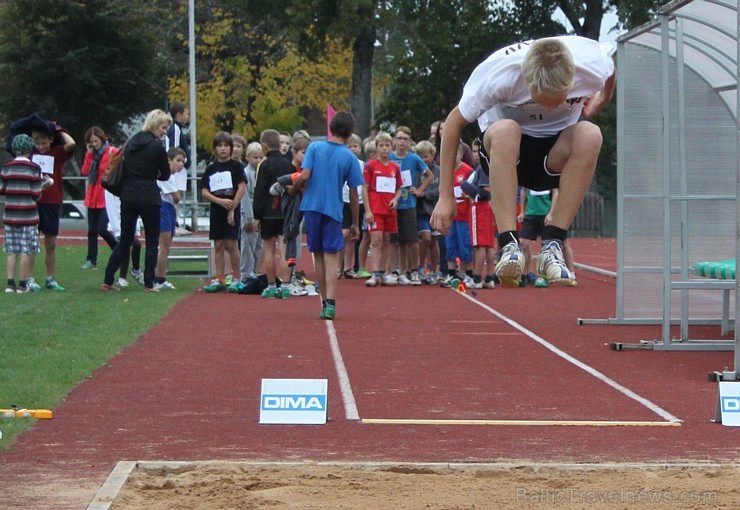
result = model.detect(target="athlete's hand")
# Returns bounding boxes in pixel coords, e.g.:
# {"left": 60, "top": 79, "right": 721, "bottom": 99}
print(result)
{"left": 431, "top": 196, "right": 456, "bottom": 235}
{"left": 582, "top": 91, "right": 608, "bottom": 118}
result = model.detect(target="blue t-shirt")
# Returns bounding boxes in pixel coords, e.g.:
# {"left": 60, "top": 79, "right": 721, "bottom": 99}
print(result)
{"left": 300, "top": 141, "right": 364, "bottom": 222}
{"left": 390, "top": 151, "right": 428, "bottom": 210}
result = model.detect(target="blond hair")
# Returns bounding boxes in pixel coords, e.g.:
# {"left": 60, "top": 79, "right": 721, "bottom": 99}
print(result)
{"left": 374, "top": 131, "right": 393, "bottom": 145}
{"left": 521, "top": 38, "right": 574, "bottom": 96}
{"left": 347, "top": 134, "right": 362, "bottom": 147}
{"left": 142, "top": 109, "right": 171, "bottom": 133}
{"left": 415, "top": 140, "right": 436, "bottom": 156}
{"left": 245, "top": 141, "right": 263, "bottom": 158}
{"left": 363, "top": 140, "right": 376, "bottom": 159}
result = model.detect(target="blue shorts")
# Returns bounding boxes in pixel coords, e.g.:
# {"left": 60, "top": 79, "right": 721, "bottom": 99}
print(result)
{"left": 160, "top": 202, "right": 177, "bottom": 236}
{"left": 37, "top": 203, "right": 61, "bottom": 236}
{"left": 304, "top": 211, "right": 344, "bottom": 253}
{"left": 417, "top": 213, "right": 431, "bottom": 233}
{"left": 445, "top": 220, "right": 473, "bottom": 263}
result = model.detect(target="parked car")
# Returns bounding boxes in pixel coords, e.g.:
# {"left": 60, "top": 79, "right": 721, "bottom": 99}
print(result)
{"left": 60, "top": 200, "right": 87, "bottom": 231}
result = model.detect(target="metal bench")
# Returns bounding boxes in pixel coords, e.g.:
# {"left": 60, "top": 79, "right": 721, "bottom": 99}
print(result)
{"left": 166, "top": 246, "right": 211, "bottom": 278}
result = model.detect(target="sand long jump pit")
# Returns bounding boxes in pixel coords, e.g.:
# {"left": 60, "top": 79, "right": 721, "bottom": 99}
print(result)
{"left": 88, "top": 461, "right": 740, "bottom": 509}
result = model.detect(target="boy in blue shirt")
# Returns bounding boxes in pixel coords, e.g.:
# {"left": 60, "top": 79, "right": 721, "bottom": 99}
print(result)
{"left": 291, "top": 112, "right": 364, "bottom": 320}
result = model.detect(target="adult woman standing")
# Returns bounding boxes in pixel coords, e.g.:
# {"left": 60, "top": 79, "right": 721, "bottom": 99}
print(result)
{"left": 101, "top": 110, "right": 171, "bottom": 291}
{"left": 80, "top": 126, "right": 119, "bottom": 269}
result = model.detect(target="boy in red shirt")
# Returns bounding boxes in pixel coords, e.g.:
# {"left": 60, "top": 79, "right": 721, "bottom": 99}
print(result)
{"left": 31, "top": 125, "right": 75, "bottom": 291}
{"left": 440, "top": 145, "right": 474, "bottom": 287}
{"left": 362, "top": 132, "right": 402, "bottom": 287}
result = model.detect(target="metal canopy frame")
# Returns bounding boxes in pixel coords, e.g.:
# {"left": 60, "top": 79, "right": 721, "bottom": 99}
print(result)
{"left": 591, "top": 0, "right": 740, "bottom": 377}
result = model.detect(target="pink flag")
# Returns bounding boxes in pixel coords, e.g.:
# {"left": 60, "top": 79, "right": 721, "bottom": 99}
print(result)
{"left": 326, "top": 104, "right": 336, "bottom": 137}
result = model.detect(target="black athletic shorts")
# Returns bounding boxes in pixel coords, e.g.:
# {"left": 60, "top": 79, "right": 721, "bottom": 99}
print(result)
{"left": 479, "top": 132, "right": 562, "bottom": 192}
{"left": 519, "top": 215, "right": 547, "bottom": 241}
{"left": 260, "top": 217, "right": 284, "bottom": 240}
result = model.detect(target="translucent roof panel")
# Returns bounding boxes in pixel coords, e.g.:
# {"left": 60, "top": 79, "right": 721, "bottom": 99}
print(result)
{"left": 617, "top": 0, "right": 737, "bottom": 116}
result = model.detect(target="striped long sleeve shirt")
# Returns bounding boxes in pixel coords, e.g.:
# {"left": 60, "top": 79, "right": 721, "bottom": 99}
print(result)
{"left": 0, "top": 157, "right": 43, "bottom": 225}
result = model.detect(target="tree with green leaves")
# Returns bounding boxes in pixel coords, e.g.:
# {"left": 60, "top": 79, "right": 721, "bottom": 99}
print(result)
{"left": 0, "top": 0, "right": 165, "bottom": 144}
{"left": 374, "top": 0, "right": 565, "bottom": 139}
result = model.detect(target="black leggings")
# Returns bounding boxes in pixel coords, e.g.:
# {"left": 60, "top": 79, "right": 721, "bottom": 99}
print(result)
{"left": 86, "top": 208, "right": 117, "bottom": 265}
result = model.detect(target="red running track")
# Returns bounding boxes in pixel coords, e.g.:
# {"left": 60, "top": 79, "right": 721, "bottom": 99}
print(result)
{"left": 0, "top": 238, "right": 737, "bottom": 509}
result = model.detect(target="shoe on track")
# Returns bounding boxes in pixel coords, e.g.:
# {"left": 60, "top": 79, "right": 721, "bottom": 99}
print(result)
{"left": 365, "top": 275, "right": 380, "bottom": 287}
{"left": 261, "top": 286, "right": 279, "bottom": 299}
{"left": 204, "top": 278, "right": 225, "bottom": 293}
{"left": 536, "top": 240, "right": 576, "bottom": 286}
{"left": 319, "top": 304, "right": 336, "bottom": 320}
{"left": 495, "top": 241, "right": 525, "bottom": 288}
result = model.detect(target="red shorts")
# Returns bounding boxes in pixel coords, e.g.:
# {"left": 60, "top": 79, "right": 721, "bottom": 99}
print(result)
{"left": 369, "top": 213, "right": 398, "bottom": 234}
{"left": 469, "top": 203, "right": 495, "bottom": 247}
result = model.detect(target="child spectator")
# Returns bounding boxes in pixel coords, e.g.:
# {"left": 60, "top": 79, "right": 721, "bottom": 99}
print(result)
{"left": 154, "top": 147, "right": 187, "bottom": 290}
{"left": 354, "top": 139, "right": 377, "bottom": 278}
{"left": 279, "top": 131, "right": 291, "bottom": 158}
{"left": 31, "top": 123, "right": 75, "bottom": 291}
{"left": 291, "top": 111, "right": 364, "bottom": 319}
{"left": 239, "top": 141, "right": 264, "bottom": 280}
{"left": 518, "top": 187, "right": 576, "bottom": 287}
{"left": 253, "top": 129, "right": 294, "bottom": 298}
{"left": 461, "top": 167, "right": 496, "bottom": 288}
{"left": 414, "top": 140, "right": 441, "bottom": 283}
{"left": 278, "top": 137, "right": 309, "bottom": 296}
{"left": 201, "top": 132, "right": 246, "bottom": 292}
{"left": 1, "top": 135, "right": 47, "bottom": 293}
{"left": 339, "top": 133, "right": 365, "bottom": 278}
{"left": 362, "top": 132, "right": 403, "bottom": 288}
{"left": 390, "top": 126, "right": 433, "bottom": 285}
{"left": 439, "top": 145, "right": 474, "bottom": 287}
{"left": 165, "top": 101, "right": 191, "bottom": 236}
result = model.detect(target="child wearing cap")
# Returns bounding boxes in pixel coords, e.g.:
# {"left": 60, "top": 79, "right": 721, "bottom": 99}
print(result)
{"left": 0, "top": 134, "right": 51, "bottom": 293}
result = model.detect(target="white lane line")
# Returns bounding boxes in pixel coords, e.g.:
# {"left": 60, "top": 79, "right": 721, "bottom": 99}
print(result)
{"left": 457, "top": 292, "right": 682, "bottom": 423}
{"left": 325, "top": 319, "right": 360, "bottom": 420}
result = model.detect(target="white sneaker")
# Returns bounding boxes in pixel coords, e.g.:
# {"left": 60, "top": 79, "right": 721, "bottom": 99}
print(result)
{"left": 398, "top": 273, "right": 412, "bottom": 286}
{"left": 118, "top": 278, "right": 130, "bottom": 287}
{"left": 289, "top": 282, "right": 308, "bottom": 296}
{"left": 483, "top": 277, "right": 496, "bottom": 289}
{"left": 426, "top": 272, "right": 440, "bottom": 285}
{"left": 495, "top": 240, "right": 525, "bottom": 288}
{"left": 154, "top": 281, "right": 177, "bottom": 291}
{"left": 381, "top": 273, "right": 398, "bottom": 286}
{"left": 365, "top": 275, "right": 380, "bottom": 287}
{"left": 409, "top": 271, "right": 423, "bottom": 286}
{"left": 130, "top": 269, "right": 145, "bottom": 286}
{"left": 537, "top": 240, "right": 576, "bottom": 286}
{"left": 468, "top": 280, "right": 483, "bottom": 289}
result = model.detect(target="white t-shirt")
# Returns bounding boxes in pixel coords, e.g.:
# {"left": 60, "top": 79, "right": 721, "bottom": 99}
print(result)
{"left": 458, "top": 36, "right": 614, "bottom": 137}
{"left": 158, "top": 173, "right": 181, "bottom": 206}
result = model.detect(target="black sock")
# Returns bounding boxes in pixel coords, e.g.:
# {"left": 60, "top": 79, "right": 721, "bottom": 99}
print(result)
{"left": 542, "top": 225, "right": 568, "bottom": 243}
{"left": 326, "top": 299, "right": 336, "bottom": 307}
{"left": 473, "top": 274, "right": 482, "bottom": 283}
{"left": 322, "top": 299, "right": 327, "bottom": 308}
{"left": 18, "top": 279, "right": 27, "bottom": 289}
{"left": 465, "top": 270, "right": 473, "bottom": 277}
{"left": 448, "top": 269, "right": 456, "bottom": 277}
{"left": 497, "top": 230, "right": 519, "bottom": 248}
{"left": 7, "top": 279, "right": 14, "bottom": 287}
